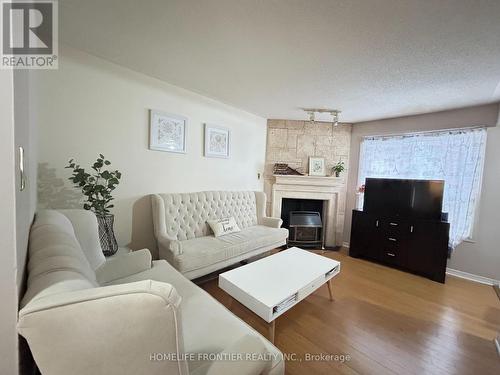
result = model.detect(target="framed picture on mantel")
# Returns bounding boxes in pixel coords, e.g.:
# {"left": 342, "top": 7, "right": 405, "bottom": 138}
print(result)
{"left": 308, "top": 157, "right": 326, "bottom": 176}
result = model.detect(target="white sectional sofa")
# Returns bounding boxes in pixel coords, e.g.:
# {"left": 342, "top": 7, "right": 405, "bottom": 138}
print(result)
{"left": 151, "top": 191, "right": 288, "bottom": 279}
{"left": 18, "top": 209, "right": 284, "bottom": 375}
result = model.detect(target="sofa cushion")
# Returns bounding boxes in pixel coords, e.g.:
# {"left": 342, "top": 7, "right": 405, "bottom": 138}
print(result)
{"left": 95, "top": 249, "right": 153, "bottom": 285}
{"left": 59, "top": 209, "right": 106, "bottom": 270}
{"left": 28, "top": 255, "right": 98, "bottom": 282}
{"left": 31, "top": 210, "right": 76, "bottom": 234}
{"left": 22, "top": 211, "right": 99, "bottom": 308}
{"left": 29, "top": 228, "right": 83, "bottom": 255}
{"left": 171, "top": 225, "right": 288, "bottom": 274}
{"left": 107, "top": 260, "right": 284, "bottom": 375}
{"left": 28, "top": 228, "right": 96, "bottom": 278}
{"left": 28, "top": 244, "right": 90, "bottom": 266}
{"left": 20, "top": 270, "right": 96, "bottom": 308}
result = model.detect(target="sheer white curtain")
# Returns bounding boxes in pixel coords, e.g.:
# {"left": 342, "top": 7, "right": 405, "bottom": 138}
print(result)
{"left": 358, "top": 127, "right": 487, "bottom": 249}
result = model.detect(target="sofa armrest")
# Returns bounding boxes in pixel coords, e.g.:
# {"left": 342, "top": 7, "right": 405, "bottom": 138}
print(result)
{"left": 259, "top": 217, "right": 283, "bottom": 229}
{"left": 18, "top": 280, "right": 188, "bottom": 375}
{"left": 157, "top": 235, "right": 183, "bottom": 256}
{"left": 95, "top": 248, "right": 152, "bottom": 284}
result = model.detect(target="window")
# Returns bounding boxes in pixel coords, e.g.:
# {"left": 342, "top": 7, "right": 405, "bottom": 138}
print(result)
{"left": 358, "top": 127, "right": 487, "bottom": 249}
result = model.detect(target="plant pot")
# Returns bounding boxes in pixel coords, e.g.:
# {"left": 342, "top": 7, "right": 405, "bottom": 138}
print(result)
{"left": 96, "top": 214, "right": 118, "bottom": 256}
{"left": 335, "top": 172, "right": 340, "bottom": 177}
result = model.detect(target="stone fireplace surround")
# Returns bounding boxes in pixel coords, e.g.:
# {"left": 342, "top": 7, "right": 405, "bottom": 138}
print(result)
{"left": 264, "top": 119, "right": 351, "bottom": 246}
{"left": 271, "top": 175, "right": 346, "bottom": 248}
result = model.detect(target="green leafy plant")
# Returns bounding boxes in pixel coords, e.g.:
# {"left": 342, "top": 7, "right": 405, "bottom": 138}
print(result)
{"left": 66, "top": 154, "right": 121, "bottom": 217}
{"left": 332, "top": 161, "right": 345, "bottom": 177}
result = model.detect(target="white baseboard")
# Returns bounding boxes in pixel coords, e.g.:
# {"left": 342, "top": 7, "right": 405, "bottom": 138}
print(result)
{"left": 446, "top": 268, "right": 499, "bottom": 286}
{"left": 342, "top": 242, "right": 350, "bottom": 248}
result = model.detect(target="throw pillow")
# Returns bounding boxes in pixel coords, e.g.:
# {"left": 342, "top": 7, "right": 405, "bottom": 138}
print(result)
{"left": 207, "top": 217, "right": 241, "bottom": 237}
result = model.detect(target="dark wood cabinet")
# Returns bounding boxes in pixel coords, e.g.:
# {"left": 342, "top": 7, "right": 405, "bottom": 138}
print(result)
{"left": 349, "top": 212, "right": 380, "bottom": 260}
{"left": 349, "top": 210, "right": 450, "bottom": 283}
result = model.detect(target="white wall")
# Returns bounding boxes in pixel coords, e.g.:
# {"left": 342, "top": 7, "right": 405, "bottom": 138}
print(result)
{"left": 344, "top": 103, "right": 500, "bottom": 281}
{"left": 35, "top": 47, "right": 267, "bottom": 258}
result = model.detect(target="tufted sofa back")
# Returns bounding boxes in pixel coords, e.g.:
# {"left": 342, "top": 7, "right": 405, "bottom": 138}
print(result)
{"left": 153, "top": 191, "right": 260, "bottom": 241}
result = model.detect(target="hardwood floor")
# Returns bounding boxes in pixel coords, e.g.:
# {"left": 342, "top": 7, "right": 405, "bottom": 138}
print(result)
{"left": 201, "top": 249, "right": 500, "bottom": 375}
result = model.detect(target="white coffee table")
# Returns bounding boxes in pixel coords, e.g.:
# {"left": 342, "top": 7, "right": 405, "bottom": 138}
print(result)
{"left": 219, "top": 247, "right": 341, "bottom": 343}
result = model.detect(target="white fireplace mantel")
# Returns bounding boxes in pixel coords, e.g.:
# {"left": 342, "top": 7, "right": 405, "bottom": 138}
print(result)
{"left": 271, "top": 174, "right": 347, "bottom": 248}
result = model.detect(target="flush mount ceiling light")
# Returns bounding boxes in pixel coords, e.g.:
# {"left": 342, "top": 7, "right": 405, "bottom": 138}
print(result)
{"left": 302, "top": 108, "right": 342, "bottom": 126}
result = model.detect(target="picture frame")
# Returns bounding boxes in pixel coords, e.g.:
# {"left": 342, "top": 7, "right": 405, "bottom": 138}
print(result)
{"left": 308, "top": 157, "right": 326, "bottom": 176}
{"left": 149, "top": 110, "right": 187, "bottom": 153}
{"left": 204, "top": 124, "right": 230, "bottom": 158}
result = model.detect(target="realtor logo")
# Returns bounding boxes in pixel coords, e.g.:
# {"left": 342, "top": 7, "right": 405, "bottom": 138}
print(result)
{"left": 1, "top": 0, "right": 58, "bottom": 69}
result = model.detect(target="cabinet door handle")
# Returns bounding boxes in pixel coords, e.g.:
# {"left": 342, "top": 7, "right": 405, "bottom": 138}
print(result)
{"left": 388, "top": 237, "right": 397, "bottom": 242}
{"left": 410, "top": 225, "right": 414, "bottom": 233}
{"left": 19, "top": 146, "right": 26, "bottom": 191}
{"left": 389, "top": 222, "right": 398, "bottom": 226}
{"left": 375, "top": 220, "right": 379, "bottom": 227}
{"left": 387, "top": 252, "right": 396, "bottom": 257}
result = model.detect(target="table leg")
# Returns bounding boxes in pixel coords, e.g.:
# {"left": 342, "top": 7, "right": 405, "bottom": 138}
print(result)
{"left": 268, "top": 320, "right": 275, "bottom": 343}
{"left": 327, "top": 279, "right": 334, "bottom": 301}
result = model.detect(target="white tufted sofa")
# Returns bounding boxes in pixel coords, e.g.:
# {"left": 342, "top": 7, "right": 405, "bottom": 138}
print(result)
{"left": 18, "top": 209, "right": 285, "bottom": 375}
{"left": 151, "top": 191, "right": 288, "bottom": 279}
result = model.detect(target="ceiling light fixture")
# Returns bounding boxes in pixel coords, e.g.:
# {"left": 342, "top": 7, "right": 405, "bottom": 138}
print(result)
{"left": 330, "top": 110, "right": 341, "bottom": 126}
{"left": 302, "top": 108, "right": 342, "bottom": 126}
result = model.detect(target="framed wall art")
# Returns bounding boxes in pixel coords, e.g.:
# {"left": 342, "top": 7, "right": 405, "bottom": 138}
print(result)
{"left": 308, "top": 157, "right": 326, "bottom": 176}
{"left": 149, "top": 110, "right": 187, "bottom": 153}
{"left": 204, "top": 124, "right": 230, "bottom": 158}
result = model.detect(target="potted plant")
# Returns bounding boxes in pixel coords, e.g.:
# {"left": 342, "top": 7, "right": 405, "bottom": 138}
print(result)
{"left": 66, "top": 154, "right": 122, "bottom": 256}
{"left": 331, "top": 161, "right": 345, "bottom": 177}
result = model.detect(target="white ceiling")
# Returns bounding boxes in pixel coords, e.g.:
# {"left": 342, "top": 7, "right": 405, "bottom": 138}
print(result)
{"left": 60, "top": 0, "right": 500, "bottom": 123}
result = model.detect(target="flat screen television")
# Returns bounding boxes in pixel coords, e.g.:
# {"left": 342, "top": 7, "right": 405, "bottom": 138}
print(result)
{"left": 363, "top": 178, "right": 444, "bottom": 220}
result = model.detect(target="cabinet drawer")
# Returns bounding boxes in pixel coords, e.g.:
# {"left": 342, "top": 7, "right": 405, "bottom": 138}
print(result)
{"left": 382, "top": 219, "right": 412, "bottom": 238}
{"left": 382, "top": 220, "right": 402, "bottom": 231}
{"left": 385, "top": 236, "right": 400, "bottom": 245}
{"left": 381, "top": 249, "right": 399, "bottom": 265}
{"left": 383, "top": 237, "right": 401, "bottom": 252}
